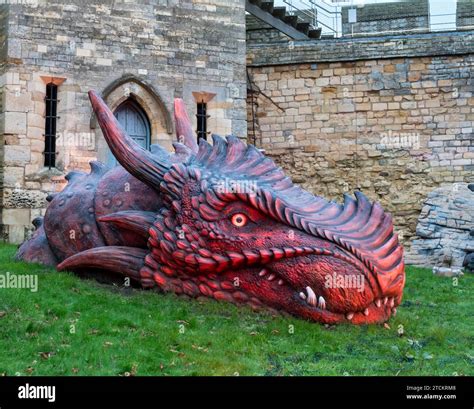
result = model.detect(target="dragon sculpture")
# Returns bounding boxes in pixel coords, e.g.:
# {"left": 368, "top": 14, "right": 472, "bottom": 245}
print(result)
{"left": 17, "top": 90, "right": 405, "bottom": 325}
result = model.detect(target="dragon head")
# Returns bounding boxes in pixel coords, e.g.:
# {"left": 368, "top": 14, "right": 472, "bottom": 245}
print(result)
{"left": 73, "top": 91, "right": 406, "bottom": 325}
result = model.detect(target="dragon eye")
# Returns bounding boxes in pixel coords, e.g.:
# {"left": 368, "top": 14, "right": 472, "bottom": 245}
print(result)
{"left": 231, "top": 213, "right": 248, "bottom": 227}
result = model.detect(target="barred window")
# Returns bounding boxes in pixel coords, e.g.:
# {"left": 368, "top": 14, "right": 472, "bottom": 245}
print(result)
{"left": 44, "top": 82, "right": 58, "bottom": 168}
{"left": 196, "top": 101, "right": 209, "bottom": 142}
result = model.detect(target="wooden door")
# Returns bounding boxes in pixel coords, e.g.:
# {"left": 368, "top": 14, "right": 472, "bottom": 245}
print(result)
{"left": 107, "top": 99, "right": 151, "bottom": 167}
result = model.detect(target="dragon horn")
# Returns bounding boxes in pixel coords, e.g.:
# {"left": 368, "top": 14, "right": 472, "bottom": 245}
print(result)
{"left": 88, "top": 90, "right": 170, "bottom": 189}
{"left": 174, "top": 98, "right": 198, "bottom": 154}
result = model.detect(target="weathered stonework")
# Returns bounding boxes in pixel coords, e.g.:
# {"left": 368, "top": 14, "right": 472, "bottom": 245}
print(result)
{"left": 0, "top": 0, "right": 247, "bottom": 243}
{"left": 407, "top": 183, "right": 473, "bottom": 275}
{"left": 247, "top": 31, "right": 474, "bottom": 254}
{"left": 341, "top": 1, "right": 429, "bottom": 36}
{"left": 457, "top": 0, "right": 474, "bottom": 30}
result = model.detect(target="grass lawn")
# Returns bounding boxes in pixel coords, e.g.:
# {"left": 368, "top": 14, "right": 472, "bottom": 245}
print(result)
{"left": 0, "top": 244, "right": 472, "bottom": 376}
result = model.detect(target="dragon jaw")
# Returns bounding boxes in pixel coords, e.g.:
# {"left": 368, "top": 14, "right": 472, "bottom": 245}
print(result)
{"left": 57, "top": 91, "right": 405, "bottom": 325}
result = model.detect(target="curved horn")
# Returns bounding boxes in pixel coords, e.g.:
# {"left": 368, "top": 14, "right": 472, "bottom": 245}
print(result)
{"left": 88, "top": 90, "right": 170, "bottom": 189}
{"left": 174, "top": 98, "right": 198, "bottom": 153}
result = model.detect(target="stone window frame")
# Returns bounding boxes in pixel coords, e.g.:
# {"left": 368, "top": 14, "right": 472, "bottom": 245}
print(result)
{"left": 192, "top": 91, "right": 216, "bottom": 142}
{"left": 39, "top": 76, "right": 67, "bottom": 172}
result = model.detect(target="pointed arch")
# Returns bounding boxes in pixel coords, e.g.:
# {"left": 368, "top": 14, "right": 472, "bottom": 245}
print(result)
{"left": 91, "top": 75, "right": 175, "bottom": 163}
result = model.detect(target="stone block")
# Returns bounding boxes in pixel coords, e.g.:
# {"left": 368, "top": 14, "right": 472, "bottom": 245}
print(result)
{"left": 6, "top": 226, "right": 27, "bottom": 245}
{"left": 3, "top": 209, "right": 31, "bottom": 225}
{"left": 4, "top": 145, "right": 31, "bottom": 165}
{"left": 4, "top": 112, "right": 27, "bottom": 134}
{"left": 3, "top": 167, "right": 25, "bottom": 188}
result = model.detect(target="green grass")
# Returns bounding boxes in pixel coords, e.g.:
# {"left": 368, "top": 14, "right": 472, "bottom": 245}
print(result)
{"left": 0, "top": 244, "right": 472, "bottom": 376}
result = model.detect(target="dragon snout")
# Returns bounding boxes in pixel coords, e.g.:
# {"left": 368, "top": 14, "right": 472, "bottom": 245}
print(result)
{"left": 254, "top": 248, "right": 400, "bottom": 324}
{"left": 265, "top": 254, "right": 374, "bottom": 311}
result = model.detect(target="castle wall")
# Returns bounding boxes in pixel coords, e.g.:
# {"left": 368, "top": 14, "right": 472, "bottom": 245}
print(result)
{"left": 247, "top": 31, "right": 474, "bottom": 256}
{"left": 341, "top": 0, "right": 429, "bottom": 36}
{"left": 0, "top": 0, "right": 247, "bottom": 243}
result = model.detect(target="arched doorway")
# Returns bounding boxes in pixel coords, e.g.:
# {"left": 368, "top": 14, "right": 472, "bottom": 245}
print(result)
{"left": 107, "top": 99, "right": 151, "bottom": 167}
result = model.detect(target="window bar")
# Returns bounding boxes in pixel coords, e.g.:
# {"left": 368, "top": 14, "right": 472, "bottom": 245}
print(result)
{"left": 44, "top": 83, "right": 59, "bottom": 169}
{"left": 196, "top": 101, "right": 209, "bottom": 142}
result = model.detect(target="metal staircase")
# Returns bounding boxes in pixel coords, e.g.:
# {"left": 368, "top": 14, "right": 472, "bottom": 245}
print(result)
{"left": 246, "top": 0, "right": 322, "bottom": 40}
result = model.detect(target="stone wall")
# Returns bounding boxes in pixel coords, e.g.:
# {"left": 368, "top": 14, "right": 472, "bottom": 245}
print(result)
{"left": 0, "top": 0, "right": 247, "bottom": 243}
{"left": 247, "top": 31, "right": 474, "bottom": 256}
{"left": 341, "top": 1, "right": 429, "bottom": 36}
{"left": 0, "top": 5, "right": 7, "bottom": 65}
{"left": 0, "top": 5, "right": 9, "bottom": 240}
{"left": 457, "top": 0, "right": 474, "bottom": 30}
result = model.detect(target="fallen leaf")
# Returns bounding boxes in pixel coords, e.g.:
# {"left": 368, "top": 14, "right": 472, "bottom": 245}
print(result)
{"left": 39, "top": 352, "right": 53, "bottom": 360}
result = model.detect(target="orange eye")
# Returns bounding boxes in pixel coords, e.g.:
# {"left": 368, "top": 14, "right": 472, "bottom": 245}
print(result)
{"left": 231, "top": 213, "right": 248, "bottom": 227}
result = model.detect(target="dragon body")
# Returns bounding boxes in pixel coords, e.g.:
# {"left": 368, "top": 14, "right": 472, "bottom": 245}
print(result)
{"left": 17, "top": 91, "right": 405, "bottom": 325}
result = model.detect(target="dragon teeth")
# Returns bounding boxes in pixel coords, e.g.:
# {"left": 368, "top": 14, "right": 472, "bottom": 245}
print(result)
{"left": 267, "top": 274, "right": 276, "bottom": 281}
{"left": 389, "top": 298, "right": 395, "bottom": 308}
{"left": 278, "top": 279, "right": 284, "bottom": 286}
{"left": 363, "top": 308, "right": 369, "bottom": 316}
{"left": 306, "top": 286, "right": 317, "bottom": 306}
{"left": 384, "top": 297, "right": 388, "bottom": 305}
{"left": 299, "top": 288, "right": 327, "bottom": 310}
{"left": 375, "top": 299, "right": 382, "bottom": 308}
{"left": 258, "top": 269, "right": 267, "bottom": 277}
{"left": 346, "top": 312, "right": 354, "bottom": 320}
{"left": 392, "top": 308, "right": 397, "bottom": 316}
{"left": 318, "top": 296, "right": 326, "bottom": 310}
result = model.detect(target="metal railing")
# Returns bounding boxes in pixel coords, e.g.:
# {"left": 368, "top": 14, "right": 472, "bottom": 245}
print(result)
{"left": 274, "top": 0, "right": 474, "bottom": 39}
{"left": 281, "top": 0, "right": 341, "bottom": 36}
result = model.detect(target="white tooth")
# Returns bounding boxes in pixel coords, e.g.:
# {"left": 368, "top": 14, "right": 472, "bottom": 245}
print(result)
{"left": 299, "top": 292, "right": 306, "bottom": 300}
{"left": 384, "top": 297, "right": 388, "bottom": 305}
{"left": 267, "top": 274, "right": 275, "bottom": 281}
{"left": 389, "top": 298, "right": 395, "bottom": 308}
{"left": 258, "top": 269, "right": 267, "bottom": 277}
{"left": 278, "top": 279, "right": 284, "bottom": 286}
{"left": 306, "top": 286, "right": 317, "bottom": 306}
{"left": 375, "top": 299, "right": 382, "bottom": 308}
{"left": 392, "top": 308, "right": 397, "bottom": 316}
{"left": 346, "top": 312, "right": 354, "bottom": 320}
{"left": 363, "top": 308, "right": 369, "bottom": 316}
{"left": 318, "top": 296, "right": 326, "bottom": 310}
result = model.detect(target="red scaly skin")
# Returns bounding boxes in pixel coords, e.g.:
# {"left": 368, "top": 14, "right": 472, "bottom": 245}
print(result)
{"left": 18, "top": 91, "right": 406, "bottom": 325}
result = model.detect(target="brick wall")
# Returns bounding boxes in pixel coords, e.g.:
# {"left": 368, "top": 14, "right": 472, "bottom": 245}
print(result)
{"left": 0, "top": 0, "right": 246, "bottom": 243}
{"left": 247, "top": 31, "right": 474, "bottom": 256}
